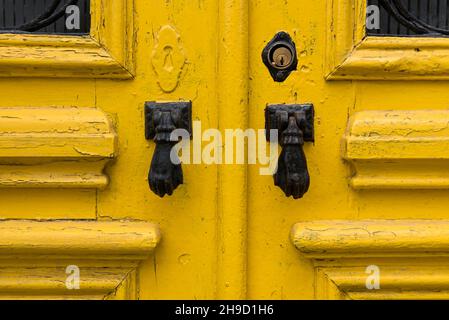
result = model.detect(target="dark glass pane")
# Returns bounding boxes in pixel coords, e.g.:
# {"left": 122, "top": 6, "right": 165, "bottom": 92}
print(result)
{"left": 0, "top": 0, "right": 90, "bottom": 35}
{"left": 367, "top": 0, "right": 449, "bottom": 36}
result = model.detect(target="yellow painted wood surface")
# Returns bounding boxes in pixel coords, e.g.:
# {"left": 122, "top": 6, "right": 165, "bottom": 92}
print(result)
{"left": 0, "top": 0, "right": 134, "bottom": 78}
{"left": 326, "top": 0, "right": 449, "bottom": 80}
{"left": 0, "top": 106, "right": 116, "bottom": 188}
{"left": 247, "top": 0, "right": 449, "bottom": 300}
{"left": 316, "top": 264, "right": 449, "bottom": 300}
{"left": 216, "top": 0, "right": 249, "bottom": 299}
{"left": 0, "top": 220, "right": 159, "bottom": 299}
{"left": 1, "top": 0, "right": 449, "bottom": 300}
{"left": 343, "top": 110, "right": 449, "bottom": 189}
{"left": 292, "top": 220, "right": 449, "bottom": 258}
{"left": 0, "top": 220, "right": 160, "bottom": 258}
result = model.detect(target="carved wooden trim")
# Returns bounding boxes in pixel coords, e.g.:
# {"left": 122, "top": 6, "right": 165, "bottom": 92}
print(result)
{"left": 0, "top": 107, "right": 116, "bottom": 189}
{"left": 292, "top": 220, "right": 449, "bottom": 299}
{"left": 342, "top": 110, "right": 449, "bottom": 190}
{"left": 315, "top": 268, "right": 349, "bottom": 300}
{"left": 292, "top": 220, "right": 449, "bottom": 258}
{"left": 327, "top": 0, "right": 449, "bottom": 80}
{"left": 0, "top": 0, "right": 134, "bottom": 78}
{"left": 315, "top": 265, "right": 449, "bottom": 300}
{"left": 0, "top": 220, "right": 160, "bottom": 300}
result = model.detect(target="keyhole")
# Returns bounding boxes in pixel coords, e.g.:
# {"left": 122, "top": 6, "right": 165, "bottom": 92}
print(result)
{"left": 163, "top": 46, "right": 174, "bottom": 72}
{"left": 270, "top": 46, "right": 293, "bottom": 70}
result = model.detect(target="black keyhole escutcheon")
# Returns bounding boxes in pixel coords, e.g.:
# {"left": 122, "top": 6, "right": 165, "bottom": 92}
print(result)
{"left": 262, "top": 32, "right": 298, "bottom": 82}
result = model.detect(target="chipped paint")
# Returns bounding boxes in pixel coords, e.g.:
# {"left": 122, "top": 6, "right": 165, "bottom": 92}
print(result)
{"left": 343, "top": 110, "right": 449, "bottom": 189}
{"left": 0, "top": 107, "right": 116, "bottom": 189}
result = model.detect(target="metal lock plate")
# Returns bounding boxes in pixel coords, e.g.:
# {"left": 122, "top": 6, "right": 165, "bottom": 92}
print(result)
{"left": 265, "top": 104, "right": 314, "bottom": 143}
{"left": 145, "top": 101, "right": 192, "bottom": 140}
{"left": 262, "top": 32, "right": 298, "bottom": 82}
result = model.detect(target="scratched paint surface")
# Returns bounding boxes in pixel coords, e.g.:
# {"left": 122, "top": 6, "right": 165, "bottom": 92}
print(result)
{"left": 0, "top": 0, "right": 448, "bottom": 299}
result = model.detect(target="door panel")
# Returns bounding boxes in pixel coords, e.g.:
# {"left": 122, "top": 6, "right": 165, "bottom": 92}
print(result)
{"left": 97, "top": 1, "right": 221, "bottom": 299}
{"left": 248, "top": 0, "right": 350, "bottom": 299}
{"left": 0, "top": 0, "right": 219, "bottom": 300}
{"left": 248, "top": 0, "right": 449, "bottom": 300}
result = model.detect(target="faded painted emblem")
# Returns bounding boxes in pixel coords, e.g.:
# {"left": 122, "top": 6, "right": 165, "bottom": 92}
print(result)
{"left": 151, "top": 25, "right": 186, "bottom": 93}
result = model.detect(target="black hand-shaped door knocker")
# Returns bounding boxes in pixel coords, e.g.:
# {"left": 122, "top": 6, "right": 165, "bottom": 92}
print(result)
{"left": 265, "top": 104, "right": 314, "bottom": 199}
{"left": 145, "top": 101, "right": 192, "bottom": 197}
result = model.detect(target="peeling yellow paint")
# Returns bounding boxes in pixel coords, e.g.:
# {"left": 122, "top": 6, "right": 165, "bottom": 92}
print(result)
{"left": 1, "top": 0, "right": 448, "bottom": 300}
{"left": 0, "top": 0, "right": 134, "bottom": 78}
{"left": 0, "top": 107, "right": 115, "bottom": 189}
{"left": 0, "top": 220, "right": 159, "bottom": 300}
{"left": 343, "top": 110, "right": 449, "bottom": 189}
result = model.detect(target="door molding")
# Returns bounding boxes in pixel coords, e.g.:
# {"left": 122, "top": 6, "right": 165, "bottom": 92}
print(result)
{"left": 326, "top": 0, "right": 449, "bottom": 80}
{"left": 0, "top": 107, "right": 116, "bottom": 189}
{"left": 342, "top": 110, "right": 449, "bottom": 190}
{"left": 0, "top": 220, "right": 160, "bottom": 299}
{"left": 292, "top": 219, "right": 449, "bottom": 258}
{"left": 314, "top": 265, "right": 449, "bottom": 300}
{"left": 292, "top": 220, "right": 449, "bottom": 299}
{"left": 0, "top": 0, "right": 134, "bottom": 78}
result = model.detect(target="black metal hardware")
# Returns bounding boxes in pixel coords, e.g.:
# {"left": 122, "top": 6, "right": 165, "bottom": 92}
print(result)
{"left": 262, "top": 32, "right": 298, "bottom": 82}
{"left": 368, "top": 0, "right": 449, "bottom": 36}
{"left": 145, "top": 101, "right": 192, "bottom": 198}
{"left": 0, "top": 0, "right": 90, "bottom": 34}
{"left": 265, "top": 104, "right": 314, "bottom": 199}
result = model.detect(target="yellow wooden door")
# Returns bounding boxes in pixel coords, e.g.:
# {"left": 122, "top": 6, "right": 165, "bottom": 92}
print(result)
{"left": 1, "top": 0, "right": 449, "bottom": 300}
{"left": 248, "top": 0, "right": 449, "bottom": 300}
